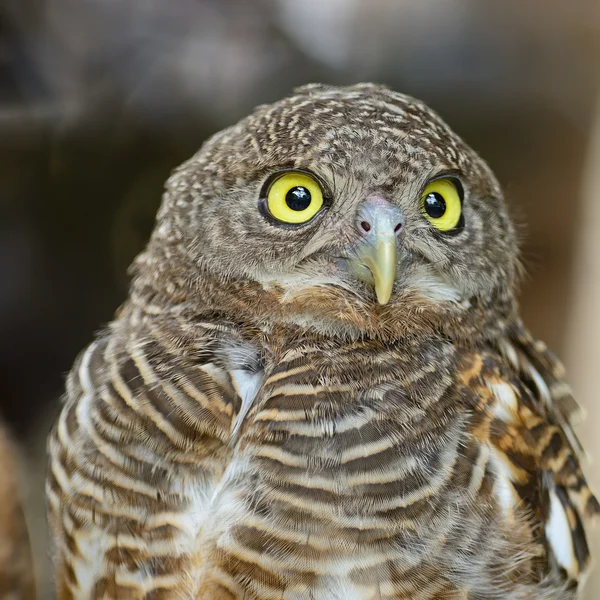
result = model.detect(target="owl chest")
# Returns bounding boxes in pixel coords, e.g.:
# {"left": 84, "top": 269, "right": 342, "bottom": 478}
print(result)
{"left": 240, "top": 343, "right": 461, "bottom": 488}
{"left": 244, "top": 381, "right": 461, "bottom": 513}
{"left": 190, "top": 348, "right": 471, "bottom": 597}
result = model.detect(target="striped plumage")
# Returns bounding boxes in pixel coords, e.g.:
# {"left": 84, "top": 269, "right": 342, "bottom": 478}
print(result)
{"left": 48, "top": 84, "right": 598, "bottom": 599}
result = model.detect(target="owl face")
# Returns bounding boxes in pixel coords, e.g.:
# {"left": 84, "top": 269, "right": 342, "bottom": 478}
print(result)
{"left": 146, "top": 84, "right": 519, "bottom": 338}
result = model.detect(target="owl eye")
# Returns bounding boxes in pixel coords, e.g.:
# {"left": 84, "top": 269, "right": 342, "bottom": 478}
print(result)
{"left": 420, "top": 178, "right": 462, "bottom": 232}
{"left": 263, "top": 172, "right": 325, "bottom": 225}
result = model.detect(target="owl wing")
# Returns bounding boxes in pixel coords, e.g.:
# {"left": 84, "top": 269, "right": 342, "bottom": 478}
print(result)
{"left": 461, "top": 320, "right": 599, "bottom": 586}
{"left": 46, "top": 318, "right": 256, "bottom": 599}
{"left": 0, "top": 420, "right": 36, "bottom": 599}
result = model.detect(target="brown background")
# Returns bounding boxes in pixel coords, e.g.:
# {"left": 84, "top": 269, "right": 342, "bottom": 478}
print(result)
{"left": 1, "top": 0, "right": 599, "bottom": 596}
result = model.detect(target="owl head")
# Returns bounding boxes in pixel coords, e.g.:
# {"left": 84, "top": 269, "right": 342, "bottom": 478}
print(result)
{"left": 133, "top": 84, "right": 519, "bottom": 341}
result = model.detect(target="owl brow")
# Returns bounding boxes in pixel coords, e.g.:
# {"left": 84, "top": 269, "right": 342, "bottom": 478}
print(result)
{"left": 329, "top": 172, "right": 358, "bottom": 216}
{"left": 412, "top": 221, "right": 465, "bottom": 237}
{"left": 421, "top": 169, "right": 464, "bottom": 198}
{"left": 323, "top": 167, "right": 343, "bottom": 207}
{"left": 403, "top": 175, "right": 424, "bottom": 206}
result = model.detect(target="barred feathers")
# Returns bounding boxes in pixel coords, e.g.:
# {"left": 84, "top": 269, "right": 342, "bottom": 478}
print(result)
{"left": 46, "top": 84, "right": 598, "bottom": 599}
{"left": 47, "top": 303, "right": 598, "bottom": 599}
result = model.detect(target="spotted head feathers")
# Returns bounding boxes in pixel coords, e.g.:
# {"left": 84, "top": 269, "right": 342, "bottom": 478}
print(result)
{"left": 133, "top": 83, "right": 519, "bottom": 341}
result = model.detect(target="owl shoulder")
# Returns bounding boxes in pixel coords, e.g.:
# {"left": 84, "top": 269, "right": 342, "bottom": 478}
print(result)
{"left": 456, "top": 321, "right": 599, "bottom": 586}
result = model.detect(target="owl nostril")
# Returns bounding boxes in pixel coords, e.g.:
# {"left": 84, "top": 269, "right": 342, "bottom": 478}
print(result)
{"left": 356, "top": 195, "right": 405, "bottom": 238}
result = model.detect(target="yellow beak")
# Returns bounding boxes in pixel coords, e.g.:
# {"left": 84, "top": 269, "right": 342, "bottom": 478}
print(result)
{"left": 347, "top": 197, "right": 403, "bottom": 305}
{"left": 354, "top": 232, "right": 397, "bottom": 304}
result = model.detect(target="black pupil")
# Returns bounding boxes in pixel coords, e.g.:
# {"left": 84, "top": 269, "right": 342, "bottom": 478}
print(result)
{"left": 424, "top": 192, "right": 446, "bottom": 219}
{"left": 285, "top": 186, "right": 312, "bottom": 211}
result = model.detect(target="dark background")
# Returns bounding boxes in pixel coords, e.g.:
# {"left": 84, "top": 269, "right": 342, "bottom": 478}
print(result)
{"left": 1, "top": 0, "right": 599, "bottom": 595}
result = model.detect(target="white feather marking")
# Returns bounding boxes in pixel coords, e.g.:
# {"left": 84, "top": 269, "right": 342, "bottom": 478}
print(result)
{"left": 258, "top": 269, "right": 355, "bottom": 301}
{"left": 114, "top": 570, "right": 180, "bottom": 589}
{"left": 201, "top": 457, "right": 252, "bottom": 557}
{"left": 489, "top": 447, "right": 519, "bottom": 517}
{"left": 489, "top": 381, "right": 519, "bottom": 424}
{"left": 254, "top": 407, "right": 376, "bottom": 438}
{"left": 71, "top": 531, "right": 111, "bottom": 595}
{"left": 407, "top": 273, "right": 463, "bottom": 302}
{"left": 527, "top": 361, "right": 552, "bottom": 405}
{"left": 230, "top": 369, "right": 263, "bottom": 438}
{"left": 75, "top": 342, "right": 98, "bottom": 433}
{"left": 495, "top": 474, "right": 517, "bottom": 517}
{"left": 545, "top": 488, "right": 577, "bottom": 578}
{"left": 311, "top": 577, "right": 366, "bottom": 600}
{"left": 498, "top": 339, "right": 520, "bottom": 370}
{"left": 468, "top": 444, "right": 490, "bottom": 496}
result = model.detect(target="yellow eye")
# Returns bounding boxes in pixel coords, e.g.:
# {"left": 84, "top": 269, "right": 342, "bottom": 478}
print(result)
{"left": 264, "top": 172, "right": 324, "bottom": 225}
{"left": 420, "top": 178, "right": 462, "bottom": 232}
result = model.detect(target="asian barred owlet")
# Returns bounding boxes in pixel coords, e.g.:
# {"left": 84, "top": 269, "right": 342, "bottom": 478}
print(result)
{"left": 47, "top": 84, "right": 598, "bottom": 599}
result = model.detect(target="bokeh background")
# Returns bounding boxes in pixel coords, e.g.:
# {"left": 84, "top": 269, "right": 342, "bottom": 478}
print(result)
{"left": 1, "top": 0, "right": 599, "bottom": 597}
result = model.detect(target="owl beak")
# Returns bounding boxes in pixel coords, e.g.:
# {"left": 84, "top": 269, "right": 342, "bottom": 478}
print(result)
{"left": 347, "top": 196, "right": 404, "bottom": 305}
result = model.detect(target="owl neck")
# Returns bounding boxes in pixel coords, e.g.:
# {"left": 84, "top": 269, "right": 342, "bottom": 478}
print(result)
{"left": 128, "top": 257, "right": 517, "bottom": 348}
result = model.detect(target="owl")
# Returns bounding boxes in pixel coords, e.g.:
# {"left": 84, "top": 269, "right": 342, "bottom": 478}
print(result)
{"left": 0, "top": 419, "right": 36, "bottom": 599}
{"left": 47, "top": 83, "right": 598, "bottom": 599}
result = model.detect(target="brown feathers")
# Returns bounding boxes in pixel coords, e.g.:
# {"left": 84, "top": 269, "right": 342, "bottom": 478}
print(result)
{"left": 459, "top": 323, "right": 599, "bottom": 586}
{"left": 47, "top": 84, "right": 597, "bottom": 599}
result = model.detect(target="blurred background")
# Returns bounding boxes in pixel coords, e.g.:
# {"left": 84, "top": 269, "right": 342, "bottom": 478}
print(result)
{"left": 1, "top": 0, "right": 599, "bottom": 596}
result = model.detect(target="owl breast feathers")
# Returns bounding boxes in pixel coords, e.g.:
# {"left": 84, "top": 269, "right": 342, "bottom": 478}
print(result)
{"left": 47, "top": 83, "right": 598, "bottom": 599}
